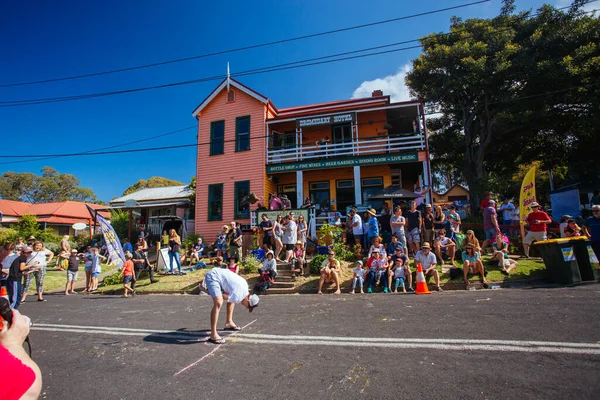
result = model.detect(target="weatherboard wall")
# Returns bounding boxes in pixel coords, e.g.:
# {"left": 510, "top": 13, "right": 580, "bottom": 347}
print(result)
{"left": 194, "top": 88, "right": 267, "bottom": 241}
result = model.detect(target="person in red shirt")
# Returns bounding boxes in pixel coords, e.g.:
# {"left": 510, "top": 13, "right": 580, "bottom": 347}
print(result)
{"left": 523, "top": 202, "right": 552, "bottom": 258}
{"left": 119, "top": 253, "right": 135, "bottom": 298}
{"left": 0, "top": 308, "right": 42, "bottom": 400}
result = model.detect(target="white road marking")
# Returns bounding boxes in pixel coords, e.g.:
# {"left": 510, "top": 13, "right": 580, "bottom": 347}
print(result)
{"left": 30, "top": 322, "right": 600, "bottom": 356}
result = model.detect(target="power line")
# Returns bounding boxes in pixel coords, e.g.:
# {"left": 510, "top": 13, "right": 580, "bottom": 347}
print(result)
{"left": 0, "top": 82, "right": 595, "bottom": 162}
{"left": 0, "top": 125, "right": 196, "bottom": 165}
{"left": 2, "top": 3, "right": 595, "bottom": 108}
{"left": 0, "top": 0, "right": 492, "bottom": 88}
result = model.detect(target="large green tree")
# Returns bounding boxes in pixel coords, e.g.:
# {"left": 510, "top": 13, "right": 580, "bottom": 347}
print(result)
{"left": 122, "top": 177, "right": 184, "bottom": 196}
{"left": 407, "top": 0, "right": 600, "bottom": 208}
{"left": 0, "top": 167, "right": 99, "bottom": 203}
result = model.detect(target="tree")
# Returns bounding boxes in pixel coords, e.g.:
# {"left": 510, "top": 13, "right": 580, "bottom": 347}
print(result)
{"left": 188, "top": 176, "right": 196, "bottom": 219}
{"left": 407, "top": 0, "right": 600, "bottom": 210}
{"left": 0, "top": 167, "right": 99, "bottom": 203}
{"left": 122, "top": 177, "right": 184, "bottom": 196}
{"left": 109, "top": 209, "right": 130, "bottom": 241}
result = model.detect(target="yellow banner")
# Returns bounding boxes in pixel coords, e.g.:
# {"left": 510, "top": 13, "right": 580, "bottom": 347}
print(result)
{"left": 519, "top": 166, "right": 536, "bottom": 222}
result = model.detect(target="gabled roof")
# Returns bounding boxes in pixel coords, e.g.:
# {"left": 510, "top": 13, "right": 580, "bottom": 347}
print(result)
{"left": 191, "top": 77, "right": 270, "bottom": 117}
{"left": 28, "top": 201, "right": 110, "bottom": 220}
{"left": 0, "top": 199, "right": 109, "bottom": 222}
{"left": 437, "top": 184, "right": 470, "bottom": 197}
{"left": 111, "top": 186, "right": 193, "bottom": 205}
{"left": 0, "top": 199, "right": 32, "bottom": 217}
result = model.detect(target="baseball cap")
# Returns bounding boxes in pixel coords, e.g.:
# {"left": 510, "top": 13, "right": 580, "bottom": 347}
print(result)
{"left": 22, "top": 246, "right": 33, "bottom": 253}
{"left": 395, "top": 246, "right": 403, "bottom": 251}
{"left": 488, "top": 199, "right": 496, "bottom": 204}
{"left": 355, "top": 260, "right": 363, "bottom": 266}
{"left": 248, "top": 293, "right": 260, "bottom": 312}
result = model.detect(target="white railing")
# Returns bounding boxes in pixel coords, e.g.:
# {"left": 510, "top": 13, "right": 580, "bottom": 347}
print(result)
{"left": 266, "top": 133, "right": 425, "bottom": 164}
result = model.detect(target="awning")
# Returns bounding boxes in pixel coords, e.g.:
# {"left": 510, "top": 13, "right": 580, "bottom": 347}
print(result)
{"left": 367, "top": 186, "right": 422, "bottom": 200}
{"left": 111, "top": 201, "right": 188, "bottom": 209}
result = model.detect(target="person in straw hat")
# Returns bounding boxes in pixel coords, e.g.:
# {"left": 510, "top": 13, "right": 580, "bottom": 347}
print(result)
{"left": 366, "top": 208, "right": 379, "bottom": 245}
{"left": 413, "top": 242, "right": 442, "bottom": 291}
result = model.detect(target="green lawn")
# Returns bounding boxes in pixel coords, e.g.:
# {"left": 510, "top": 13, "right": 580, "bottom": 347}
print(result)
{"left": 23, "top": 264, "right": 111, "bottom": 294}
{"left": 95, "top": 268, "right": 210, "bottom": 294}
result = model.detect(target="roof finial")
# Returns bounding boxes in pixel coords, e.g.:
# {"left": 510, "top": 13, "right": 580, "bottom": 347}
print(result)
{"left": 227, "top": 62, "right": 230, "bottom": 93}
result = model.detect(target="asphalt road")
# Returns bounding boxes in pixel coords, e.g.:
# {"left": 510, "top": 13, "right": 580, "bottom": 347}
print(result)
{"left": 20, "top": 284, "right": 600, "bottom": 400}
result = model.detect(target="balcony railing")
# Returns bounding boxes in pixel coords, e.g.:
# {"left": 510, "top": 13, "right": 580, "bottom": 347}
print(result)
{"left": 266, "top": 133, "right": 425, "bottom": 164}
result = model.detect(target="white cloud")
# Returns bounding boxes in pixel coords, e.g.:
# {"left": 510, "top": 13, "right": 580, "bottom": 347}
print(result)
{"left": 351, "top": 64, "right": 413, "bottom": 102}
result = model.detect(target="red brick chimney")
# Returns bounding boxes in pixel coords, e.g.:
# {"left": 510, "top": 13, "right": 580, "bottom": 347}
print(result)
{"left": 372, "top": 89, "right": 383, "bottom": 97}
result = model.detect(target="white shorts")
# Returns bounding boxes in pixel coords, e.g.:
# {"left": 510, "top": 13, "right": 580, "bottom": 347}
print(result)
{"left": 407, "top": 228, "right": 421, "bottom": 243}
{"left": 524, "top": 231, "right": 547, "bottom": 245}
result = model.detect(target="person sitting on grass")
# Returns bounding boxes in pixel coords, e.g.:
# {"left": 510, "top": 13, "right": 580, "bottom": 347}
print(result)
{"left": 291, "top": 241, "right": 306, "bottom": 276}
{"left": 391, "top": 258, "right": 408, "bottom": 293}
{"left": 318, "top": 251, "right": 341, "bottom": 295}
{"left": 462, "top": 230, "right": 481, "bottom": 253}
{"left": 64, "top": 249, "right": 83, "bottom": 296}
{"left": 386, "top": 233, "right": 402, "bottom": 256}
{"left": 368, "top": 236, "right": 385, "bottom": 258}
{"left": 390, "top": 246, "right": 413, "bottom": 292}
{"left": 119, "top": 252, "right": 135, "bottom": 298}
{"left": 227, "top": 256, "right": 240, "bottom": 275}
{"left": 414, "top": 242, "right": 442, "bottom": 291}
{"left": 433, "top": 229, "right": 456, "bottom": 267}
{"left": 350, "top": 260, "right": 365, "bottom": 294}
{"left": 259, "top": 250, "right": 277, "bottom": 280}
{"left": 461, "top": 244, "right": 488, "bottom": 289}
{"left": 490, "top": 233, "right": 509, "bottom": 265}
{"left": 189, "top": 238, "right": 205, "bottom": 265}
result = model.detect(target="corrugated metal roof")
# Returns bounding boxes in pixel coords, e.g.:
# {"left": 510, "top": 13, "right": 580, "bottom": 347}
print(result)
{"left": 110, "top": 186, "right": 193, "bottom": 205}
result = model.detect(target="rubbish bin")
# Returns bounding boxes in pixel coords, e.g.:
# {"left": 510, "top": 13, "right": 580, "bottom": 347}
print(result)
{"left": 569, "top": 236, "right": 600, "bottom": 281}
{"left": 534, "top": 238, "right": 581, "bottom": 284}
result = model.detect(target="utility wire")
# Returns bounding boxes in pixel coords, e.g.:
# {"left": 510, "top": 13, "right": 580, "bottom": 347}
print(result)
{"left": 0, "top": 0, "right": 492, "bottom": 88}
{"left": 0, "top": 82, "right": 595, "bottom": 162}
{"left": 2, "top": 3, "right": 596, "bottom": 108}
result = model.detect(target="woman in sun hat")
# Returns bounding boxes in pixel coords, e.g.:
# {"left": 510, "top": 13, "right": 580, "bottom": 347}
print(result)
{"left": 366, "top": 208, "right": 379, "bottom": 245}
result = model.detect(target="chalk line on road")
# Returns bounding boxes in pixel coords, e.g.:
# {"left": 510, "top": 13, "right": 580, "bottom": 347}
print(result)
{"left": 30, "top": 322, "right": 600, "bottom": 356}
{"left": 173, "top": 319, "right": 257, "bottom": 377}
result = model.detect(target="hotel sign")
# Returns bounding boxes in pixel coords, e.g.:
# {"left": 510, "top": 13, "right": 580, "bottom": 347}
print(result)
{"left": 267, "top": 153, "right": 419, "bottom": 173}
{"left": 296, "top": 113, "right": 355, "bottom": 129}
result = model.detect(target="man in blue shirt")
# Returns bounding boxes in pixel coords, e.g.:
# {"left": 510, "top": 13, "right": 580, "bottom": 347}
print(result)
{"left": 584, "top": 204, "right": 600, "bottom": 262}
{"left": 367, "top": 208, "right": 379, "bottom": 244}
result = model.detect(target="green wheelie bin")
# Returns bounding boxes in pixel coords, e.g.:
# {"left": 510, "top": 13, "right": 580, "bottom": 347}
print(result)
{"left": 534, "top": 238, "right": 581, "bottom": 284}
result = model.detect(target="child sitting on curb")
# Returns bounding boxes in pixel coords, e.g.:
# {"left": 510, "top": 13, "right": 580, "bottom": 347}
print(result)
{"left": 392, "top": 258, "right": 408, "bottom": 293}
{"left": 351, "top": 260, "right": 365, "bottom": 294}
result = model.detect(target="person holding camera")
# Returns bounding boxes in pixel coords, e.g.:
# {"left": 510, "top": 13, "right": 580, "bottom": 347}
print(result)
{"left": 8, "top": 247, "right": 40, "bottom": 309}
{"left": 0, "top": 308, "right": 42, "bottom": 399}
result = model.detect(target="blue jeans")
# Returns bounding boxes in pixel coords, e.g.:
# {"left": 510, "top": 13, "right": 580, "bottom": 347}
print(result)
{"left": 7, "top": 279, "right": 22, "bottom": 309}
{"left": 366, "top": 270, "right": 376, "bottom": 288}
{"left": 169, "top": 251, "right": 181, "bottom": 273}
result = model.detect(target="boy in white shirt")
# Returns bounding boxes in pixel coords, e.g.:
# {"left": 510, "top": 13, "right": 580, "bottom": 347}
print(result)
{"left": 351, "top": 260, "right": 365, "bottom": 294}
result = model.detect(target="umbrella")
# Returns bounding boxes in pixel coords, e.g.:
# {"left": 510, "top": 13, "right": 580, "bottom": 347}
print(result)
{"left": 367, "top": 186, "right": 422, "bottom": 200}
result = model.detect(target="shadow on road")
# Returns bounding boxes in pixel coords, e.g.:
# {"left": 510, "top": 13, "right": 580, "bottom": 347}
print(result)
{"left": 143, "top": 328, "right": 215, "bottom": 345}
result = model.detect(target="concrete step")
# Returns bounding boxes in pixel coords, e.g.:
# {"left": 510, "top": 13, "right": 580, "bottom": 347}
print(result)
{"left": 271, "top": 281, "right": 295, "bottom": 289}
{"left": 275, "top": 276, "right": 296, "bottom": 282}
{"left": 263, "top": 287, "right": 298, "bottom": 295}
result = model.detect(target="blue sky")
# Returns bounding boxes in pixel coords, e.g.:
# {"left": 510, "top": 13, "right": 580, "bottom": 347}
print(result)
{"left": 0, "top": 0, "right": 568, "bottom": 202}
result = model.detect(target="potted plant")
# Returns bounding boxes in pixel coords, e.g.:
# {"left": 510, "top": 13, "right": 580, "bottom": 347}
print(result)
{"left": 249, "top": 227, "right": 264, "bottom": 260}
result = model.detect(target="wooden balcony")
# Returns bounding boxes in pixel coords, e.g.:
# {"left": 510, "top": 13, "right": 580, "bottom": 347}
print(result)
{"left": 266, "top": 132, "right": 425, "bottom": 165}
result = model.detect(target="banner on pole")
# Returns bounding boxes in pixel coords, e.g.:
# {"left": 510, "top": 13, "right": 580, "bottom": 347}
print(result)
{"left": 86, "top": 205, "right": 126, "bottom": 268}
{"left": 519, "top": 166, "right": 536, "bottom": 222}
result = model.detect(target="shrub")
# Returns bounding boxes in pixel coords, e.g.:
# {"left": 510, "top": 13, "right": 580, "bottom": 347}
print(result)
{"left": 317, "top": 223, "right": 342, "bottom": 246}
{"left": 44, "top": 242, "right": 60, "bottom": 253}
{"left": 102, "top": 271, "right": 122, "bottom": 286}
{"left": 183, "top": 233, "right": 201, "bottom": 251}
{"left": 0, "top": 228, "right": 18, "bottom": 244}
{"left": 109, "top": 209, "right": 129, "bottom": 241}
{"left": 309, "top": 254, "right": 327, "bottom": 274}
{"left": 332, "top": 241, "right": 355, "bottom": 262}
{"left": 240, "top": 255, "right": 261, "bottom": 274}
